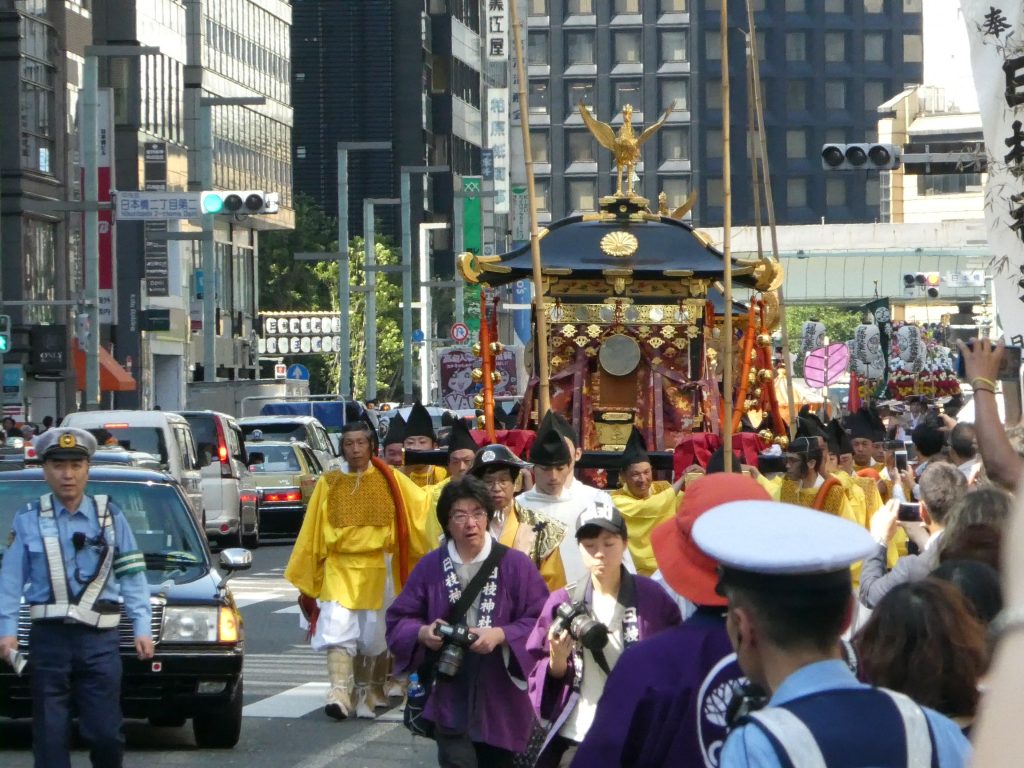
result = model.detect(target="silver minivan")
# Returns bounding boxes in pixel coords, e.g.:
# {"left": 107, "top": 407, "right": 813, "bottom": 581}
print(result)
{"left": 177, "top": 411, "right": 259, "bottom": 548}
{"left": 61, "top": 410, "right": 207, "bottom": 526}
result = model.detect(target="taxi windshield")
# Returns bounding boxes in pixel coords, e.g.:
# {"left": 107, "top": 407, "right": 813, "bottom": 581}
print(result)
{"left": 250, "top": 444, "right": 301, "bottom": 473}
{"left": 0, "top": 478, "right": 208, "bottom": 584}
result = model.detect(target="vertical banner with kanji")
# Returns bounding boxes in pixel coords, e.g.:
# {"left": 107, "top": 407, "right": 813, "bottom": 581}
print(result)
{"left": 486, "top": 0, "right": 508, "bottom": 63}
{"left": 487, "top": 87, "right": 510, "bottom": 214}
{"left": 463, "top": 177, "right": 483, "bottom": 334}
{"left": 961, "top": 2, "right": 1024, "bottom": 342}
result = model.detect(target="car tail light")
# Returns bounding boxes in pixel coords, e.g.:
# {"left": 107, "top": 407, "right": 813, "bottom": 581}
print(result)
{"left": 218, "top": 607, "right": 240, "bottom": 643}
{"left": 103, "top": 423, "right": 130, "bottom": 429}
{"left": 239, "top": 492, "right": 258, "bottom": 505}
{"left": 213, "top": 418, "right": 231, "bottom": 479}
{"left": 263, "top": 490, "right": 301, "bottom": 503}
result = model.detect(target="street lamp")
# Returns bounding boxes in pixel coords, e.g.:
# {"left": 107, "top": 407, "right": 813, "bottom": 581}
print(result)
{"left": 419, "top": 222, "right": 450, "bottom": 403}
{"left": 198, "top": 96, "right": 266, "bottom": 382}
{"left": 82, "top": 45, "right": 160, "bottom": 409}
{"left": 400, "top": 165, "right": 448, "bottom": 403}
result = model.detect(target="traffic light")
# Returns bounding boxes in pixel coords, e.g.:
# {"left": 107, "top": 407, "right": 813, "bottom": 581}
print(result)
{"left": 903, "top": 272, "right": 941, "bottom": 298}
{"left": 200, "top": 191, "right": 280, "bottom": 215}
{"left": 821, "top": 143, "right": 901, "bottom": 171}
{"left": 0, "top": 315, "right": 9, "bottom": 353}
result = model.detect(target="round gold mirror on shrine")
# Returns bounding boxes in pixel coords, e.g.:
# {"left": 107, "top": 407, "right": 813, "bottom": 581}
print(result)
{"left": 599, "top": 333, "right": 642, "bottom": 376}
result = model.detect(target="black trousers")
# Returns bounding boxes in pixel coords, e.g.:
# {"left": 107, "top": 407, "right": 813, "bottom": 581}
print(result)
{"left": 435, "top": 733, "right": 515, "bottom": 768}
{"left": 29, "top": 622, "right": 124, "bottom": 768}
{"left": 547, "top": 735, "right": 580, "bottom": 768}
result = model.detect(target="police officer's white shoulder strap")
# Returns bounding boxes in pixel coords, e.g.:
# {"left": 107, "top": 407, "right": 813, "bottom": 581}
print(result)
{"left": 746, "top": 708, "right": 827, "bottom": 768}
{"left": 879, "top": 688, "right": 933, "bottom": 768}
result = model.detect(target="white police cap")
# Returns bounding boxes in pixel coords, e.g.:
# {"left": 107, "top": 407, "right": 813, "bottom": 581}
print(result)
{"left": 35, "top": 427, "right": 97, "bottom": 461}
{"left": 692, "top": 500, "right": 875, "bottom": 576}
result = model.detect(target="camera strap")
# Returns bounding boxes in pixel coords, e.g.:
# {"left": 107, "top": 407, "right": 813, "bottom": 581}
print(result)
{"left": 447, "top": 542, "right": 509, "bottom": 625}
{"left": 571, "top": 566, "right": 638, "bottom": 679}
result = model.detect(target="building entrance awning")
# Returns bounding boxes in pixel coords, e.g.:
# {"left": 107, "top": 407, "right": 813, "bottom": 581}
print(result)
{"left": 73, "top": 344, "right": 136, "bottom": 392}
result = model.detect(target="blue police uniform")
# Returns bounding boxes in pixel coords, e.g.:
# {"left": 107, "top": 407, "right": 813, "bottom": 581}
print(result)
{"left": 720, "top": 660, "right": 971, "bottom": 768}
{"left": 691, "top": 501, "right": 972, "bottom": 768}
{"left": 0, "top": 428, "right": 152, "bottom": 768}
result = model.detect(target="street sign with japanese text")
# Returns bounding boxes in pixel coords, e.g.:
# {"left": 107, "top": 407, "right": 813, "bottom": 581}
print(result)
{"left": 115, "top": 191, "right": 202, "bottom": 221}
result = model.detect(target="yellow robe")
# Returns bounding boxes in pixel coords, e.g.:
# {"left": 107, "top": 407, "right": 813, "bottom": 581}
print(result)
{"left": 419, "top": 476, "right": 451, "bottom": 551}
{"left": 285, "top": 464, "right": 427, "bottom": 610}
{"left": 842, "top": 471, "right": 908, "bottom": 568}
{"left": 406, "top": 465, "right": 448, "bottom": 488}
{"left": 609, "top": 481, "right": 680, "bottom": 577}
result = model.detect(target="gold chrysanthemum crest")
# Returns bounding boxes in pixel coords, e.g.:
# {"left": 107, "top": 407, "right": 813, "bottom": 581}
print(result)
{"left": 600, "top": 230, "right": 639, "bottom": 257}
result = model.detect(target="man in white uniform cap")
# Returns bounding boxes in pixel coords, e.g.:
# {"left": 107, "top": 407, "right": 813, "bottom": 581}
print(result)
{"left": 692, "top": 500, "right": 971, "bottom": 767}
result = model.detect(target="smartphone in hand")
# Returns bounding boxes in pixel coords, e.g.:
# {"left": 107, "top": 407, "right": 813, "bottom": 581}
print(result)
{"left": 898, "top": 502, "right": 922, "bottom": 522}
{"left": 894, "top": 451, "right": 908, "bottom": 472}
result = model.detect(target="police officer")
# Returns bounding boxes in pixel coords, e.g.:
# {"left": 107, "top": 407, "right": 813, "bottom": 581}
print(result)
{"left": 692, "top": 499, "right": 971, "bottom": 767}
{"left": 0, "top": 427, "right": 154, "bottom": 768}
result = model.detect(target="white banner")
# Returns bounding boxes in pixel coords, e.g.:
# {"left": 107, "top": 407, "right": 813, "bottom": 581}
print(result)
{"left": 961, "top": 2, "right": 1024, "bottom": 343}
{"left": 486, "top": 0, "right": 508, "bottom": 63}
{"left": 487, "top": 87, "right": 510, "bottom": 214}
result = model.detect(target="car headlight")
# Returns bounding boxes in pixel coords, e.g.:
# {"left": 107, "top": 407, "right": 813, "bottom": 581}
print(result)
{"left": 162, "top": 606, "right": 219, "bottom": 642}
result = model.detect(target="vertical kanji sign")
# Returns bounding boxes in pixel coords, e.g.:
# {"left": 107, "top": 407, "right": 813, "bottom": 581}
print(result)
{"left": 488, "top": 87, "right": 510, "bottom": 214}
{"left": 962, "top": 1, "right": 1024, "bottom": 342}
{"left": 486, "top": 0, "right": 508, "bottom": 63}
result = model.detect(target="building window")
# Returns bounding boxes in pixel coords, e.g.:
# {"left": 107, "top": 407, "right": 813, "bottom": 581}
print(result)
{"left": 864, "top": 81, "right": 886, "bottom": 111}
{"left": 917, "top": 173, "right": 982, "bottom": 196}
{"left": 615, "top": 0, "right": 641, "bottom": 13}
{"left": 614, "top": 31, "right": 642, "bottom": 65}
{"left": 567, "top": 31, "right": 595, "bottom": 65}
{"left": 567, "top": 130, "right": 596, "bottom": 162}
{"left": 903, "top": 0, "right": 922, "bottom": 10}
{"left": 826, "top": 178, "right": 847, "bottom": 206}
{"left": 825, "top": 33, "right": 846, "bottom": 62}
{"left": 528, "top": 31, "right": 549, "bottom": 66}
{"left": 825, "top": 0, "right": 845, "bottom": 10}
{"left": 660, "top": 127, "right": 690, "bottom": 161}
{"left": 20, "top": 18, "right": 55, "bottom": 175}
{"left": 825, "top": 80, "right": 847, "bottom": 110}
{"left": 530, "top": 130, "right": 550, "bottom": 163}
{"left": 534, "top": 178, "right": 551, "bottom": 212}
{"left": 705, "top": 32, "right": 721, "bottom": 60}
{"left": 528, "top": 0, "right": 549, "bottom": 14}
{"left": 788, "top": 178, "right": 808, "bottom": 208}
{"left": 864, "top": 33, "right": 886, "bottom": 62}
{"left": 568, "top": 179, "right": 597, "bottom": 212}
{"left": 706, "top": 129, "right": 722, "bottom": 159}
{"left": 660, "top": 31, "right": 688, "bottom": 63}
{"left": 787, "top": 80, "right": 807, "bottom": 111}
{"left": 660, "top": 79, "right": 688, "bottom": 111}
{"left": 706, "top": 177, "right": 723, "bottom": 207}
{"left": 660, "top": 0, "right": 687, "bottom": 10}
{"left": 903, "top": 34, "right": 923, "bottom": 62}
{"left": 706, "top": 80, "right": 722, "bottom": 110}
{"left": 566, "top": 0, "right": 594, "bottom": 17}
{"left": 786, "top": 130, "right": 807, "bottom": 160}
{"left": 864, "top": 0, "right": 884, "bottom": 11}
{"left": 529, "top": 81, "right": 548, "bottom": 113}
{"left": 23, "top": 218, "right": 56, "bottom": 323}
{"left": 614, "top": 81, "right": 642, "bottom": 112}
{"left": 567, "top": 81, "right": 595, "bottom": 112}
{"left": 786, "top": 32, "right": 806, "bottom": 62}
{"left": 661, "top": 177, "right": 691, "bottom": 209}
{"left": 786, "top": 0, "right": 806, "bottom": 10}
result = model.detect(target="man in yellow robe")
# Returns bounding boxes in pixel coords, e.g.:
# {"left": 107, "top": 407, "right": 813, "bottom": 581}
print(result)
{"left": 608, "top": 428, "right": 685, "bottom": 577}
{"left": 402, "top": 402, "right": 448, "bottom": 488}
{"left": 419, "top": 418, "right": 479, "bottom": 549}
{"left": 470, "top": 443, "right": 567, "bottom": 590}
{"left": 285, "top": 421, "right": 427, "bottom": 721}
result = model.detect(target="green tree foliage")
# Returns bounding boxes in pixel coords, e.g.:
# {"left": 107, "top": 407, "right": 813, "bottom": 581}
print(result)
{"left": 259, "top": 194, "right": 403, "bottom": 398}
{"left": 784, "top": 305, "right": 863, "bottom": 375}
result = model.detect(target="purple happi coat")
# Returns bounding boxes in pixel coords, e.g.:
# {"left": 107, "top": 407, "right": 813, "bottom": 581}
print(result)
{"left": 572, "top": 608, "right": 743, "bottom": 768}
{"left": 526, "top": 575, "right": 682, "bottom": 768}
{"left": 386, "top": 544, "right": 549, "bottom": 754}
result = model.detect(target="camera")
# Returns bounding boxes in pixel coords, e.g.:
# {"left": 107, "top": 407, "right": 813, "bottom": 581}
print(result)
{"left": 551, "top": 602, "right": 608, "bottom": 651}
{"left": 433, "top": 623, "right": 477, "bottom": 679}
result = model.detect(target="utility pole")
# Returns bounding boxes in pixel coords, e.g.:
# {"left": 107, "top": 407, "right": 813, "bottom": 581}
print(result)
{"left": 361, "top": 197, "right": 400, "bottom": 400}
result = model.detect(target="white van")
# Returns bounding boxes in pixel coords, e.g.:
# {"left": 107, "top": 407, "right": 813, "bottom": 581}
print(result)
{"left": 61, "top": 410, "right": 207, "bottom": 525}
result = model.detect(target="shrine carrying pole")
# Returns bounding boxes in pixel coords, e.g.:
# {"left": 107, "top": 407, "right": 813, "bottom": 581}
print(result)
{"left": 510, "top": 0, "right": 552, "bottom": 418}
{"left": 721, "top": 0, "right": 735, "bottom": 471}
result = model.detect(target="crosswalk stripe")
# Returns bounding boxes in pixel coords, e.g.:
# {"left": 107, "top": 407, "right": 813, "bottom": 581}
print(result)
{"left": 242, "top": 682, "right": 329, "bottom": 718}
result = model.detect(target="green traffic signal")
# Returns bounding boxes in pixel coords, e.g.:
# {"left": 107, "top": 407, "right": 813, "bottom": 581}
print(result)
{"left": 0, "top": 337, "right": 8, "bottom": 353}
{"left": 0, "top": 314, "right": 9, "bottom": 353}
{"left": 201, "top": 192, "right": 225, "bottom": 214}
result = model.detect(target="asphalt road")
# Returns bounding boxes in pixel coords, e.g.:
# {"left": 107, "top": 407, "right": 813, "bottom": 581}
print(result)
{"left": 0, "top": 542, "right": 437, "bottom": 767}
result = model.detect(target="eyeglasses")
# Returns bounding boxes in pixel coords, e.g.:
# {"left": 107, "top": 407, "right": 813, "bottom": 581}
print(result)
{"left": 450, "top": 509, "right": 488, "bottom": 524}
{"left": 483, "top": 477, "right": 513, "bottom": 488}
